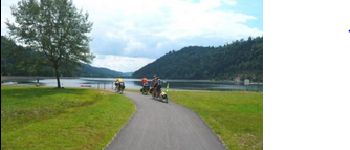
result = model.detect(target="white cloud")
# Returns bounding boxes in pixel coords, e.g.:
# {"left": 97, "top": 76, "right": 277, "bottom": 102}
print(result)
{"left": 72, "top": 0, "right": 262, "bottom": 54}
{"left": 124, "top": 39, "right": 146, "bottom": 52}
{"left": 92, "top": 55, "right": 155, "bottom": 72}
{"left": 1, "top": 0, "right": 262, "bottom": 72}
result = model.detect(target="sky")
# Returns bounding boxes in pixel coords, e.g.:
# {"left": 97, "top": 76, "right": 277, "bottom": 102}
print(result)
{"left": 1, "top": 0, "right": 262, "bottom": 72}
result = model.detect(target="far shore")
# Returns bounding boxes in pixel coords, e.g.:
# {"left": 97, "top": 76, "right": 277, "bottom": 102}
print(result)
{"left": 1, "top": 76, "right": 80, "bottom": 82}
{"left": 1, "top": 76, "right": 263, "bottom": 85}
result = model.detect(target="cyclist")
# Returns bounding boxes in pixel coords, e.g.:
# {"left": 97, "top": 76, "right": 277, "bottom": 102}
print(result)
{"left": 154, "top": 77, "right": 161, "bottom": 99}
{"left": 140, "top": 77, "right": 149, "bottom": 94}
{"left": 115, "top": 78, "right": 125, "bottom": 93}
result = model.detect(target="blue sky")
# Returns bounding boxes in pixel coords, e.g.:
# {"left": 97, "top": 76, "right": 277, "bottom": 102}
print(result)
{"left": 1, "top": 0, "right": 262, "bottom": 72}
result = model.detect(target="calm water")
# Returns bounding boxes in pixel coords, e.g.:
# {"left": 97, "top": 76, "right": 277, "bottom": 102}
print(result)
{"left": 10, "top": 78, "right": 262, "bottom": 91}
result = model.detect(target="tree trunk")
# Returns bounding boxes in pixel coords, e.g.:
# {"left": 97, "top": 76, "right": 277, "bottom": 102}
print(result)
{"left": 54, "top": 67, "right": 61, "bottom": 88}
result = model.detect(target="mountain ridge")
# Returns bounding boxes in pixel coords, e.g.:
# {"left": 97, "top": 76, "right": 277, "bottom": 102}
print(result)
{"left": 133, "top": 37, "right": 263, "bottom": 82}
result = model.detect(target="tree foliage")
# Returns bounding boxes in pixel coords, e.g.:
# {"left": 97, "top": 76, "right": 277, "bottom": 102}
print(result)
{"left": 1, "top": 36, "right": 125, "bottom": 78}
{"left": 133, "top": 37, "right": 263, "bottom": 82}
{"left": 1, "top": 36, "right": 50, "bottom": 76}
{"left": 6, "top": 0, "right": 93, "bottom": 87}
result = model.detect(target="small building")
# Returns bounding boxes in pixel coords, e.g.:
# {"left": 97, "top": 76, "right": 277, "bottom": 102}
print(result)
{"left": 244, "top": 79, "right": 250, "bottom": 85}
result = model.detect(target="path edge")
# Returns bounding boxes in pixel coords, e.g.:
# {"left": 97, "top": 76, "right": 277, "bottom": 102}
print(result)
{"left": 170, "top": 100, "right": 228, "bottom": 150}
{"left": 102, "top": 92, "right": 138, "bottom": 150}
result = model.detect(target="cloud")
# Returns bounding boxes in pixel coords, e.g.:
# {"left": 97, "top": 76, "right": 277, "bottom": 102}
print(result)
{"left": 1, "top": 0, "right": 15, "bottom": 35}
{"left": 1, "top": 0, "right": 262, "bottom": 71}
{"left": 92, "top": 55, "right": 155, "bottom": 72}
{"left": 72, "top": 0, "right": 262, "bottom": 58}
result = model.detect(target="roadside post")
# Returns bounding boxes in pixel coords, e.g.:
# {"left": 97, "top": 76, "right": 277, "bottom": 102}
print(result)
{"left": 166, "top": 82, "right": 169, "bottom": 92}
{"left": 36, "top": 78, "right": 39, "bottom": 87}
{"left": 244, "top": 79, "right": 249, "bottom": 91}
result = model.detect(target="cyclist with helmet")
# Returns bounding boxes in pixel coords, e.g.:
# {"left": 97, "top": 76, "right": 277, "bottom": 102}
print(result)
{"left": 140, "top": 76, "right": 149, "bottom": 94}
{"left": 115, "top": 78, "right": 125, "bottom": 93}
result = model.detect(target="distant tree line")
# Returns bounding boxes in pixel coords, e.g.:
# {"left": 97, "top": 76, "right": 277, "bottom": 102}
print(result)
{"left": 1, "top": 36, "right": 124, "bottom": 78}
{"left": 133, "top": 37, "right": 263, "bottom": 82}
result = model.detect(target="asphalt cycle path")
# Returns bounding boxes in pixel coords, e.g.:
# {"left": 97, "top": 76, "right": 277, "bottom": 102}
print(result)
{"left": 105, "top": 91, "right": 226, "bottom": 150}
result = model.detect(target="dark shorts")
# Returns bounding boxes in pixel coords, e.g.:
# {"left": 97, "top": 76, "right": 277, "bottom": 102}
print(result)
{"left": 156, "top": 85, "right": 161, "bottom": 92}
{"left": 118, "top": 82, "right": 125, "bottom": 89}
{"left": 143, "top": 85, "right": 150, "bottom": 90}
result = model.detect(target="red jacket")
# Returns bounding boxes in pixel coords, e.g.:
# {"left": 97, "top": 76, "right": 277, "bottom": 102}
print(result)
{"left": 141, "top": 78, "right": 148, "bottom": 86}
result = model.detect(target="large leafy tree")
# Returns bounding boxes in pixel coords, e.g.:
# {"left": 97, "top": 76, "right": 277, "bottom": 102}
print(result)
{"left": 6, "top": 0, "right": 94, "bottom": 88}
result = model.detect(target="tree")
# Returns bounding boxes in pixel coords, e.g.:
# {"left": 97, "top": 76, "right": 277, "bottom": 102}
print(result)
{"left": 6, "top": 0, "right": 94, "bottom": 88}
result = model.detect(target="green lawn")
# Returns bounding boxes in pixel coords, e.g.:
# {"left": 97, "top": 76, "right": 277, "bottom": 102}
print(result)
{"left": 1, "top": 86, "right": 135, "bottom": 150}
{"left": 168, "top": 90, "right": 263, "bottom": 150}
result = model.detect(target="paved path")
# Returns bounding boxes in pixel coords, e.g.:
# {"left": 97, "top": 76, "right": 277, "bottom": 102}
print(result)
{"left": 105, "top": 91, "right": 226, "bottom": 150}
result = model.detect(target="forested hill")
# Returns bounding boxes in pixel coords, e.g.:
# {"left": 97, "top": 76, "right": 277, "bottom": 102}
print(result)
{"left": 1, "top": 36, "right": 128, "bottom": 78}
{"left": 133, "top": 37, "right": 263, "bottom": 82}
{"left": 79, "top": 64, "right": 126, "bottom": 78}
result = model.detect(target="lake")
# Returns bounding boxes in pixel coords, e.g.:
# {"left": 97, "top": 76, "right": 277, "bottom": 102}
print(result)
{"left": 3, "top": 78, "right": 263, "bottom": 91}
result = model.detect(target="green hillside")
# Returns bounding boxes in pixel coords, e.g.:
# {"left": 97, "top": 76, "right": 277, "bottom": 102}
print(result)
{"left": 133, "top": 37, "right": 263, "bottom": 82}
{"left": 79, "top": 64, "right": 124, "bottom": 78}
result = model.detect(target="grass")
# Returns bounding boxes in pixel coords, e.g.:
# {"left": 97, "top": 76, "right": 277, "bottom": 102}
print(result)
{"left": 1, "top": 86, "right": 135, "bottom": 150}
{"left": 168, "top": 90, "right": 263, "bottom": 150}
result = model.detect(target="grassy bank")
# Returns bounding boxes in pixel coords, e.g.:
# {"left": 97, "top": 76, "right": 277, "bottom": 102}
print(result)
{"left": 169, "top": 90, "right": 263, "bottom": 150}
{"left": 1, "top": 86, "right": 135, "bottom": 150}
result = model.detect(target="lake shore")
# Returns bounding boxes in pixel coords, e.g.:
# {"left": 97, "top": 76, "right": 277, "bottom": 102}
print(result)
{"left": 1, "top": 76, "right": 263, "bottom": 91}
